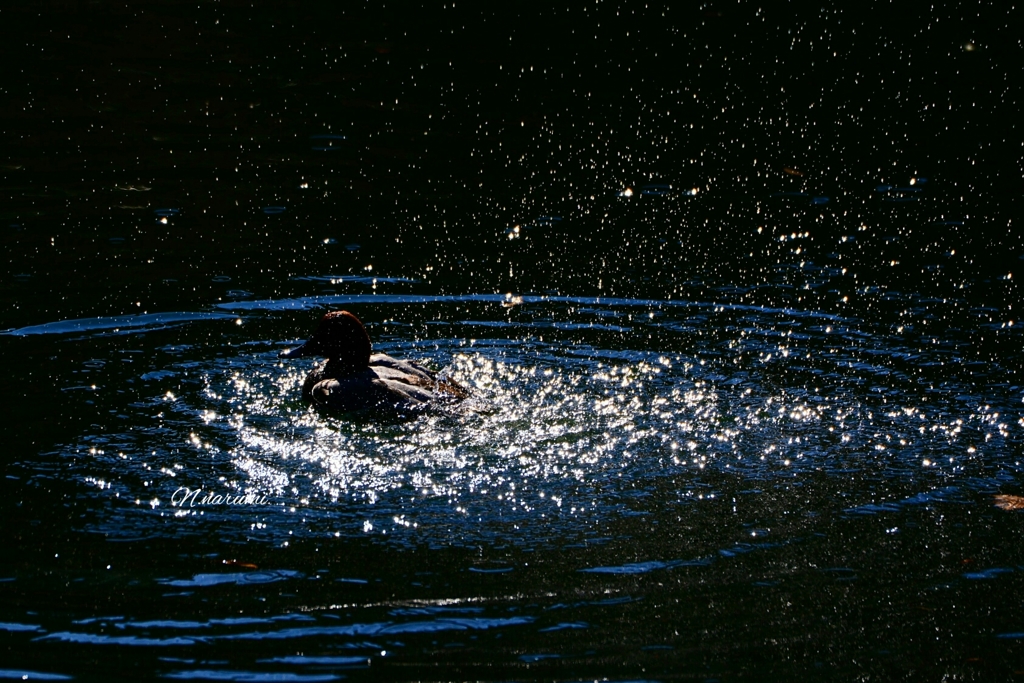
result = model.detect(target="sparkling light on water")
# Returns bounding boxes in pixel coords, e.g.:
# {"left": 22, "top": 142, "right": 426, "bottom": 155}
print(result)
{"left": 48, "top": 300, "right": 1022, "bottom": 550}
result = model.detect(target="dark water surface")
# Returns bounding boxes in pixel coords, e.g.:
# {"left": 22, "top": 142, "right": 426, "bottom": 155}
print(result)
{"left": 2, "top": 2, "right": 1023, "bottom": 680}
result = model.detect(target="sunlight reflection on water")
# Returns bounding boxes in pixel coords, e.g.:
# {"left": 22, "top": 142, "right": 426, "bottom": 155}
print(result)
{"left": 40, "top": 298, "right": 1020, "bottom": 550}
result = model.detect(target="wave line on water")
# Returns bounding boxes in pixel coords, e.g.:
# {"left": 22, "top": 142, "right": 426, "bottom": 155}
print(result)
{"left": 2, "top": 312, "right": 239, "bottom": 337}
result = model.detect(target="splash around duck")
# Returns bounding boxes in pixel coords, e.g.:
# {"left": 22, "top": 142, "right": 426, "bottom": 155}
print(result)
{"left": 279, "top": 310, "right": 468, "bottom": 414}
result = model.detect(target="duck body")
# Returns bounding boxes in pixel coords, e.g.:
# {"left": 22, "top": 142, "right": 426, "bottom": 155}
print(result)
{"left": 300, "top": 354, "right": 448, "bottom": 412}
{"left": 280, "top": 311, "right": 467, "bottom": 414}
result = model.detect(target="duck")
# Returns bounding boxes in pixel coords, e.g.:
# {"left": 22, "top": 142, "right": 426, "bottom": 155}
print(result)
{"left": 279, "top": 310, "right": 468, "bottom": 413}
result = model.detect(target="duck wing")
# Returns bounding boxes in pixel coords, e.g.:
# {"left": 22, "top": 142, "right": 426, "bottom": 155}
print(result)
{"left": 368, "top": 354, "right": 436, "bottom": 381}
{"left": 370, "top": 354, "right": 470, "bottom": 400}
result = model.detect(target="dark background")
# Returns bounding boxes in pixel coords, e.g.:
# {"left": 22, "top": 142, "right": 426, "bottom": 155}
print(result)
{"left": 2, "top": 2, "right": 1019, "bottom": 324}
{"left": 1, "top": 2, "right": 1022, "bottom": 681}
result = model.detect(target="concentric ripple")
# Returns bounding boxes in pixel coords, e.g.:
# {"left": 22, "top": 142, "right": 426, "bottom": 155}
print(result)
{"left": 43, "top": 297, "right": 1022, "bottom": 550}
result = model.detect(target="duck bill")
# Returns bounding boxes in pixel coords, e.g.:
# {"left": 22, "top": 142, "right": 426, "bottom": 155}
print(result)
{"left": 279, "top": 342, "right": 315, "bottom": 359}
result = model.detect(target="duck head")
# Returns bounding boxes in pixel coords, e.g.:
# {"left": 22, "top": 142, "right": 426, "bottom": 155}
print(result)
{"left": 279, "top": 310, "right": 372, "bottom": 371}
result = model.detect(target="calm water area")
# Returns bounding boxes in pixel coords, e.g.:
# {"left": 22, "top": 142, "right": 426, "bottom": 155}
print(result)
{"left": 1, "top": 2, "right": 1022, "bottom": 680}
